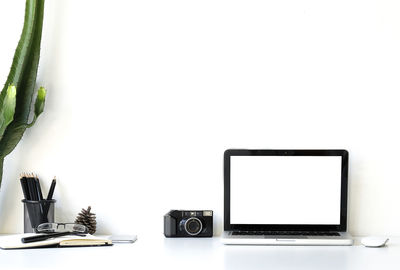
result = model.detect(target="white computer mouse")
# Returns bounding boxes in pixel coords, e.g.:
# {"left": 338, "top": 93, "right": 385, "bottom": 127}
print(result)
{"left": 361, "top": 237, "right": 389, "bottom": 247}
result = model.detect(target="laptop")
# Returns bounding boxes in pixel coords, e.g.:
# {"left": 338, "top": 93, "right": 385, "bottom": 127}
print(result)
{"left": 222, "top": 149, "right": 353, "bottom": 245}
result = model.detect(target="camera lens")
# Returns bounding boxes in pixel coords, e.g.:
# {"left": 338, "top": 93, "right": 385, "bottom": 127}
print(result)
{"left": 184, "top": 217, "right": 203, "bottom": 236}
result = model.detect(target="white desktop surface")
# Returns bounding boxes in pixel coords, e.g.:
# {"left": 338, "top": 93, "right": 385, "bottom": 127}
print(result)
{"left": 0, "top": 236, "right": 398, "bottom": 270}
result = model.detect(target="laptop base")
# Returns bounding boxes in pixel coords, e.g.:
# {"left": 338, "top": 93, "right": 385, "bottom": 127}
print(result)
{"left": 222, "top": 231, "right": 353, "bottom": 246}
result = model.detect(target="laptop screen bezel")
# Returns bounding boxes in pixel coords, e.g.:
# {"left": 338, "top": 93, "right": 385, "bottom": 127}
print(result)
{"left": 224, "top": 149, "right": 349, "bottom": 232}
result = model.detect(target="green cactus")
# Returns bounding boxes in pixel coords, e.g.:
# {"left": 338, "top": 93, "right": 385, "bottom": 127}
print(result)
{"left": 0, "top": 0, "right": 47, "bottom": 186}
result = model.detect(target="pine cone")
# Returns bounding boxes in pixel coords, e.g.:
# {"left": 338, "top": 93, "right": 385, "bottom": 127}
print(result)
{"left": 75, "top": 206, "right": 97, "bottom": 234}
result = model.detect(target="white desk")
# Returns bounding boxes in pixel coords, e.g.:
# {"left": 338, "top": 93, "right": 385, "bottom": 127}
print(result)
{"left": 0, "top": 236, "right": 398, "bottom": 270}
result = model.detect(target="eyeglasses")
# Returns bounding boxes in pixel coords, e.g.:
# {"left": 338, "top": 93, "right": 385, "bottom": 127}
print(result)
{"left": 22, "top": 223, "right": 89, "bottom": 243}
{"left": 37, "top": 223, "right": 88, "bottom": 233}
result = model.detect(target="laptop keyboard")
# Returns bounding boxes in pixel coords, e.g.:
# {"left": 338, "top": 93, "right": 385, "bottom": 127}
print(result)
{"left": 231, "top": 231, "right": 340, "bottom": 236}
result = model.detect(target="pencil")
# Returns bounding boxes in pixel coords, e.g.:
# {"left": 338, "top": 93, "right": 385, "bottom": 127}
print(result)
{"left": 46, "top": 178, "right": 56, "bottom": 200}
{"left": 27, "top": 177, "right": 37, "bottom": 201}
{"left": 20, "top": 176, "right": 29, "bottom": 200}
{"left": 35, "top": 176, "right": 43, "bottom": 201}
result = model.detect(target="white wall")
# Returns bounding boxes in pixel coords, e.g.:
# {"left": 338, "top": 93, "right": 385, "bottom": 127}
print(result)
{"left": 0, "top": 0, "right": 400, "bottom": 237}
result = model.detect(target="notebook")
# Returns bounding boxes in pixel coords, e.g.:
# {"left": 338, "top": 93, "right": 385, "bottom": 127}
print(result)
{"left": 0, "top": 234, "right": 112, "bottom": 249}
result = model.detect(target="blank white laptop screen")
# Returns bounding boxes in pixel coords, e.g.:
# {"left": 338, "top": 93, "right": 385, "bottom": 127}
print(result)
{"left": 230, "top": 156, "right": 342, "bottom": 225}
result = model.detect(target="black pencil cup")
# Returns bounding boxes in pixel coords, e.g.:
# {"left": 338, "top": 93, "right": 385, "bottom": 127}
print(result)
{"left": 22, "top": 199, "right": 56, "bottom": 233}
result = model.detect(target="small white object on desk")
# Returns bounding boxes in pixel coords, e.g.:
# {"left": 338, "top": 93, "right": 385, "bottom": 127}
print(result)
{"left": 108, "top": 235, "right": 137, "bottom": 243}
{"left": 361, "top": 236, "right": 389, "bottom": 247}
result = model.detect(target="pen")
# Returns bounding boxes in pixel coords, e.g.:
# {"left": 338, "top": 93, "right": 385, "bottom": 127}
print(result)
{"left": 43, "top": 178, "right": 56, "bottom": 218}
{"left": 21, "top": 231, "right": 75, "bottom": 243}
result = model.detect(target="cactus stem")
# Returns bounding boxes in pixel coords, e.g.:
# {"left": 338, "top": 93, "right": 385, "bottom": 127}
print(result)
{"left": 0, "top": 158, "right": 3, "bottom": 187}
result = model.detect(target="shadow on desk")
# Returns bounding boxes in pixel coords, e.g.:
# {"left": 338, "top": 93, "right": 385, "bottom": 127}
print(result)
{"left": 223, "top": 243, "right": 396, "bottom": 270}
{"left": 224, "top": 245, "right": 352, "bottom": 269}
{"left": 163, "top": 237, "right": 216, "bottom": 255}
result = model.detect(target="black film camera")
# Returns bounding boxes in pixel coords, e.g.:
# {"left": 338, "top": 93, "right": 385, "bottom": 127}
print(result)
{"left": 164, "top": 210, "right": 213, "bottom": 237}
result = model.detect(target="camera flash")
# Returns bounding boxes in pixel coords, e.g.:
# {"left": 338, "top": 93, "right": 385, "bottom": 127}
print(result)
{"left": 203, "top": 211, "right": 213, "bottom": 216}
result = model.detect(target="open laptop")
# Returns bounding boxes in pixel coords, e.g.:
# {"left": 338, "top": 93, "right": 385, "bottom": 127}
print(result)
{"left": 222, "top": 149, "right": 353, "bottom": 245}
